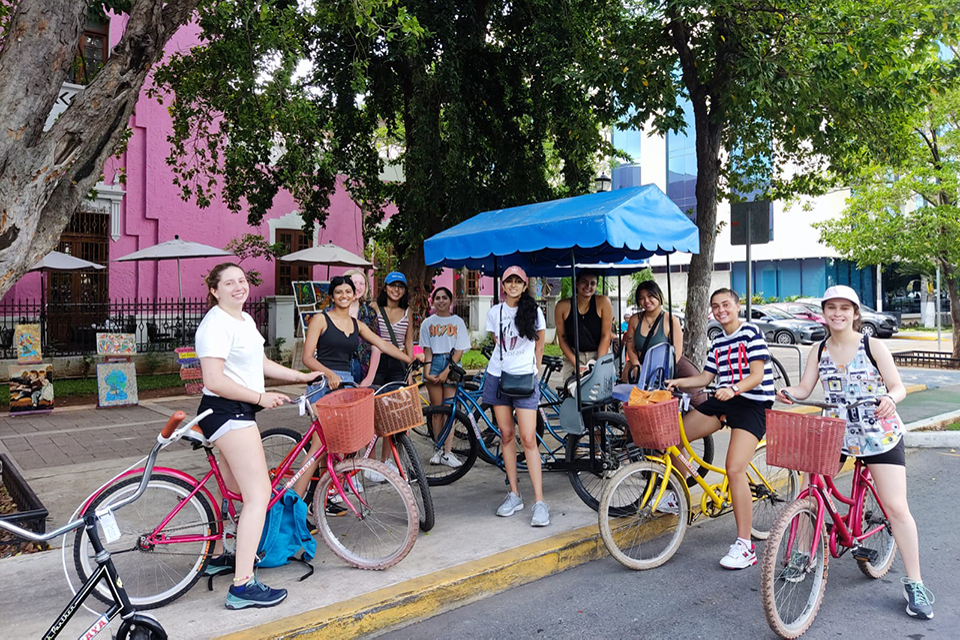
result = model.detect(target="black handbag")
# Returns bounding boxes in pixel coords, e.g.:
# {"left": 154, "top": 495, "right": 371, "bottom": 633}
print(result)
{"left": 496, "top": 305, "right": 536, "bottom": 398}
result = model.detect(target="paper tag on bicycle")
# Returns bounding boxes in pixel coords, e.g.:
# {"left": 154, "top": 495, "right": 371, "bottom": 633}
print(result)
{"left": 97, "top": 509, "right": 121, "bottom": 543}
{"left": 298, "top": 397, "right": 307, "bottom": 416}
{"left": 681, "top": 395, "right": 691, "bottom": 412}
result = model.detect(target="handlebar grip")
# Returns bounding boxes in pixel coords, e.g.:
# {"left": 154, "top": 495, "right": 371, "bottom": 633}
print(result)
{"left": 160, "top": 411, "right": 188, "bottom": 438}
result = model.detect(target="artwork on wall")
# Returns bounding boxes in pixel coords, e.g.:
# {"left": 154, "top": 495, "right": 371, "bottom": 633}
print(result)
{"left": 292, "top": 281, "right": 332, "bottom": 334}
{"left": 175, "top": 346, "right": 204, "bottom": 395}
{"left": 14, "top": 324, "right": 42, "bottom": 364}
{"left": 293, "top": 281, "right": 316, "bottom": 307}
{"left": 8, "top": 364, "right": 54, "bottom": 415}
{"left": 96, "top": 362, "right": 139, "bottom": 408}
{"left": 96, "top": 333, "right": 137, "bottom": 356}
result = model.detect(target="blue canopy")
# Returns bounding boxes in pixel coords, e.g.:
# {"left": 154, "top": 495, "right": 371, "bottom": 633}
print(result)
{"left": 423, "top": 185, "right": 699, "bottom": 276}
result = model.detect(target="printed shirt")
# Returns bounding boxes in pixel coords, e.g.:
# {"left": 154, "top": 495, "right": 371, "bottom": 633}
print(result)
{"left": 485, "top": 303, "right": 545, "bottom": 377}
{"left": 703, "top": 322, "right": 775, "bottom": 402}
{"left": 818, "top": 337, "right": 904, "bottom": 457}
{"left": 419, "top": 314, "right": 471, "bottom": 357}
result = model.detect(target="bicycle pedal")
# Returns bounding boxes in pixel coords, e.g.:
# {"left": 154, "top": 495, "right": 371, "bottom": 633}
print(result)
{"left": 851, "top": 547, "right": 880, "bottom": 564}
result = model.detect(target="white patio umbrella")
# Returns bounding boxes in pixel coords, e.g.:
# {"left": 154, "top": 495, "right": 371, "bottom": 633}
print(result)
{"left": 27, "top": 251, "right": 106, "bottom": 346}
{"left": 279, "top": 242, "right": 372, "bottom": 278}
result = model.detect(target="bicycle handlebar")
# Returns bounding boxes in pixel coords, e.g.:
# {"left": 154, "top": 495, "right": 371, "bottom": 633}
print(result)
{"left": 780, "top": 390, "right": 879, "bottom": 410}
{"left": 0, "top": 408, "right": 212, "bottom": 543}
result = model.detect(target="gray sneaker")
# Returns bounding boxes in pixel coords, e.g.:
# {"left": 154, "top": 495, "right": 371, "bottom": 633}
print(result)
{"left": 496, "top": 491, "right": 524, "bottom": 517}
{"left": 531, "top": 501, "right": 550, "bottom": 527}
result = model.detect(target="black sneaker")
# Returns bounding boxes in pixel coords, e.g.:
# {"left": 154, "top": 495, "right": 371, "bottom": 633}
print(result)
{"left": 902, "top": 578, "right": 935, "bottom": 619}
{"left": 325, "top": 502, "right": 348, "bottom": 517}
{"left": 225, "top": 577, "right": 287, "bottom": 610}
{"left": 203, "top": 554, "right": 235, "bottom": 577}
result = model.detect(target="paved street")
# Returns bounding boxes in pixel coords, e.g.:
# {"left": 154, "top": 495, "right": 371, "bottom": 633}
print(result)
{"left": 381, "top": 448, "right": 960, "bottom": 640}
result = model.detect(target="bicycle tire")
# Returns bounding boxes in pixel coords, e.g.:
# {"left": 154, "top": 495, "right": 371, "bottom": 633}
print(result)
{"left": 856, "top": 480, "right": 897, "bottom": 578}
{"left": 771, "top": 355, "right": 791, "bottom": 393}
{"left": 474, "top": 402, "right": 546, "bottom": 467}
{"left": 394, "top": 432, "right": 436, "bottom": 532}
{"left": 412, "top": 404, "right": 479, "bottom": 485}
{"left": 599, "top": 460, "right": 688, "bottom": 570}
{"left": 760, "top": 497, "right": 829, "bottom": 638}
{"left": 749, "top": 444, "right": 800, "bottom": 539}
{"left": 313, "top": 458, "right": 418, "bottom": 570}
{"left": 261, "top": 426, "right": 318, "bottom": 507}
{"left": 116, "top": 615, "right": 168, "bottom": 640}
{"left": 565, "top": 411, "right": 643, "bottom": 512}
{"left": 685, "top": 433, "right": 715, "bottom": 487}
{"left": 73, "top": 473, "right": 215, "bottom": 610}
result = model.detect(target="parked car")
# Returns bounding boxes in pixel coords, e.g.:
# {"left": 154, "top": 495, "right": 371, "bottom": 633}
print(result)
{"left": 767, "top": 302, "right": 826, "bottom": 325}
{"left": 796, "top": 298, "right": 898, "bottom": 338}
{"left": 707, "top": 305, "right": 826, "bottom": 344}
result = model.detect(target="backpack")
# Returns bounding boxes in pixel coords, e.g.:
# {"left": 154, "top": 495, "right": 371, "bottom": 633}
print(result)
{"left": 257, "top": 491, "right": 316, "bottom": 577}
{"left": 817, "top": 334, "right": 878, "bottom": 369}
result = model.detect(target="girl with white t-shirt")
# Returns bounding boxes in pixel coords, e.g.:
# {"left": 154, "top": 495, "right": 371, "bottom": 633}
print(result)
{"left": 419, "top": 287, "right": 471, "bottom": 468}
{"left": 195, "top": 263, "right": 322, "bottom": 610}
{"left": 482, "top": 266, "right": 549, "bottom": 527}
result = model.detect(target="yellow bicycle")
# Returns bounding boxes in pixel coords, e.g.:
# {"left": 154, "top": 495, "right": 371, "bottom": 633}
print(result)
{"left": 598, "top": 392, "right": 799, "bottom": 570}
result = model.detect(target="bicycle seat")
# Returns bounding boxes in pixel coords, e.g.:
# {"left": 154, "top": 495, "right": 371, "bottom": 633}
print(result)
{"left": 447, "top": 359, "right": 467, "bottom": 383}
{"left": 182, "top": 423, "right": 212, "bottom": 448}
{"left": 541, "top": 356, "right": 564, "bottom": 373}
{"left": 563, "top": 353, "right": 617, "bottom": 404}
{"left": 481, "top": 344, "right": 494, "bottom": 360}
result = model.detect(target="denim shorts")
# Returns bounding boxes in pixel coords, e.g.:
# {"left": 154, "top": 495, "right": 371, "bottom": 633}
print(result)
{"left": 481, "top": 374, "right": 541, "bottom": 411}
{"left": 307, "top": 369, "right": 354, "bottom": 401}
{"left": 430, "top": 353, "right": 451, "bottom": 377}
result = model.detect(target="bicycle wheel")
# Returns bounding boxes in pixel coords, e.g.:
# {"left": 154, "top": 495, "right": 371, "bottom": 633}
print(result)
{"left": 474, "top": 402, "right": 546, "bottom": 467}
{"left": 314, "top": 458, "right": 418, "bottom": 570}
{"left": 411, "top": 404, "right": 479, "bottom": 485}
{"left": 261, "top": 427, "right": 311, "bottom": 479}
{"left": 760, "top": 497, "right": 829, "bottom": 638}
{"left": 771, "top": 356, "right": 791, "bottom": 393}
{"left": 73, "top": 473, "right": 215, "bottom": 609}
{"left": 599, "top": 460, "right": 688, "bottom": 570}
{"left": 394, "top": 432, "right": 436, "bottom": 532}
{"left": 749, "top": 444, "right": 800, "bottom": 539}
{"left": 856, "top": 480, "right": 897, "bottom": 578}
{"left": 685, "top": 433, "right": 715, "bottom": 487}
{"left": 565, "top": 411, "right": 643, "bottom": 512}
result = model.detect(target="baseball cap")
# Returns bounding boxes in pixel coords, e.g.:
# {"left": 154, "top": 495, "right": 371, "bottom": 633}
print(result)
{"left": 384, "top": 271, "right": 407, "bottom": 286}
{"left": 821, "top": 285, "right": 860, "bottom": 308}
{"left": 501, "top": 265, "right": 529, "bottom": 284}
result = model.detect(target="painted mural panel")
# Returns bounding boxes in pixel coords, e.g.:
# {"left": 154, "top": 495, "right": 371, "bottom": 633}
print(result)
{"left": 8, "top": 364, "right": 54, "bottom": 414}
{"left": 97, "top": 362, "right": 139, "bottom": 408}
{"left": 14, "top": 324, "right": 42, "bottom": 364}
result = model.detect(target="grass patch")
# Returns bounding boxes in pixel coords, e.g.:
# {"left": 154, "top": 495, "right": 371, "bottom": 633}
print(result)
{"left": 1, "top": 373, "right": 184, "bottom": 403}
{"left": 461, "top": 343, "right": 563, "bottom": 369}
{"left": 946, "top": 423, "right": 960, "bottom": 431}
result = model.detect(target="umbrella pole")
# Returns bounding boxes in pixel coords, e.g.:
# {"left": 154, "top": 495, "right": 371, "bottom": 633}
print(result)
{"left": 493, "top": 257, "right": 499, "bottom": 305}
{"left": 178, "top": 257, "right": 184, "bottom": 346}
{"left": 571, "top": 250, "right": 582, "bottom": 416}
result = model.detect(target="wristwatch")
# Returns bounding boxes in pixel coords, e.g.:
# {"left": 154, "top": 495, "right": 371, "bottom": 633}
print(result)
{"left": 731, "top": 385, "right": 741, "bottom": 395}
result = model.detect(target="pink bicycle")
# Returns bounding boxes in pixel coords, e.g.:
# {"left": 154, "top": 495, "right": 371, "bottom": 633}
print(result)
{"left": 72, "top": 382, "right": 418, "bottom": 610}
{"left": 760, "top": 393, "right": 897, "bottom": 638}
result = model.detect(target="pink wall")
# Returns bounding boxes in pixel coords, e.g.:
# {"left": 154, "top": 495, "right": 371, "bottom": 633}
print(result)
{"left": 4, "top": 17, "right": 368, "bottom": 304}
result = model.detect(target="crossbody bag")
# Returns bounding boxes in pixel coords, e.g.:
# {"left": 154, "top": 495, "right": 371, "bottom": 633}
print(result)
{"left": 496, "top": 305, "right": 536, "bottom": 398}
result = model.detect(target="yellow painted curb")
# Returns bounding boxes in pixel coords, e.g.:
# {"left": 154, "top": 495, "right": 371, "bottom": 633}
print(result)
{"left": 896, "top": 333, "right": 951, "bottom": 341}
{"left": 218, "top": 523, "right": 612, "bottom": 640}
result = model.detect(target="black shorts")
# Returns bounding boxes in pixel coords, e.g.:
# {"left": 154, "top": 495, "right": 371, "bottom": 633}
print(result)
{"left": 694, "top": 395, "right": 772, "bottom": 441}
{"left": 840, "top": 438, "right": 905, "bottom": 467}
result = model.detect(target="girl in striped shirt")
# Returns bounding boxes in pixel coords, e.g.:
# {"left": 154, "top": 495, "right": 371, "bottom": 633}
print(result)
{"left": 667, "top": 288, "right": 775, "bottom": 570}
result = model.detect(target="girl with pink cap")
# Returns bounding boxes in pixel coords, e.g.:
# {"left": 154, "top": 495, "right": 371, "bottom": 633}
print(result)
{"left": 779, "top": 285, "right": 934, "bottom": 620}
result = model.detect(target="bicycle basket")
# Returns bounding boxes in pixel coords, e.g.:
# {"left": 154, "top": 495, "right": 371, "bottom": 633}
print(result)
{"left": 374, "top": 385, "right": 425, "bottom": 437}
{"left": 315, "top": 387, "right": 376, "bottom": 454}
{"left": 765, "top": 409, "right": 846, "bottom": 477}
{"left": 624, "top": 398, "right": 681, "bottom": 449}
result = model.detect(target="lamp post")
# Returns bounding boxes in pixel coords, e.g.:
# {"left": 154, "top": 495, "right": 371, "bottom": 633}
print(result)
{"left": 594, "top": 173, "right": 612, "bottom": 192}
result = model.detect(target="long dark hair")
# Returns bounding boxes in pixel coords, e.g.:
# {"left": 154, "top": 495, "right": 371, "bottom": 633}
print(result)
{"left": 377, "top": 281, "right": 409, "bottom": 309}
{"left": 205, "top": 263, "right": 246, "bottom": 309}
{"left": 514, "top": 290, "right": 540, "bottom": 341}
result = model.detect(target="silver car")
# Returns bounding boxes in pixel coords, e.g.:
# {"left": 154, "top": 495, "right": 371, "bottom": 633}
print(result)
{"left": 707, "top": 305, "right": 826, "bottom": 344}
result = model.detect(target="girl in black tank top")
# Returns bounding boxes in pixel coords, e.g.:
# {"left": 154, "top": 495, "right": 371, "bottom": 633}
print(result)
{"left": 313, "top": 311, "right": 359, "bottom": 372}
{"left": 563, "top": 294, "right": 603, "bottom": 352}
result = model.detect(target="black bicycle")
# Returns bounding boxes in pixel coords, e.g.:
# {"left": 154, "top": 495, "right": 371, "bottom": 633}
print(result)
{"left": 0, "top": 410, "right": 200, "bottom": 639}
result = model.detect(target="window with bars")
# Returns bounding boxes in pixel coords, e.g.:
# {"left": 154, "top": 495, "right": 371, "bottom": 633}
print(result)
{"left": 70, "top": 17, "right": 109, "bottom": 85}
{"left": 466, "top": 270, "right": 480, "bottom": 296}
{"left": 276, "top": 230, "right": 312, "bottom": 295}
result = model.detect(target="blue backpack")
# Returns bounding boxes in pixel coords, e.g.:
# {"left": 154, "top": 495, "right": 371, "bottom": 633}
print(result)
{"left": 257, "top": 491, "right": 316, "bottom": 578}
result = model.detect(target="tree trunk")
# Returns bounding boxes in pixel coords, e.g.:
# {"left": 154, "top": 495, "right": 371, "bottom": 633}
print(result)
{"left": 0, "top": 0, "right": 199, "bottom": 299}
{"left": 940, "top": 260, "right": 960, "bottom": 359}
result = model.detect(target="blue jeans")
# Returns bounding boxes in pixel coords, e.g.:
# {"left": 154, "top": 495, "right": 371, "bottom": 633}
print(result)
{"left": 307, "top": 369, "right": 354, "bottom": 401}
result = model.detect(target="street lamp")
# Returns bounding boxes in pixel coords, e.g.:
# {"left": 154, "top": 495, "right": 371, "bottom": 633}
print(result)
{"left": 594, "top": 173, "right": 612, "bottom": 192}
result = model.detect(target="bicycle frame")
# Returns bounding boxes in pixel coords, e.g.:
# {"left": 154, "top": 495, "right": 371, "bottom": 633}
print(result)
{"left": 788, "top": 460, "right": 891, "bottom": 560}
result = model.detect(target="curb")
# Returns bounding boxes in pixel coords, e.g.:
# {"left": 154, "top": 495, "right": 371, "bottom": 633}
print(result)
{"left": 903, "top": 407, "right": 960, "bottom": 448}
{"left": 217, "top": 522, "right": 612, "bottom": 640}
{"left": 896, "top": 333, "right": 953, "bottom": 341}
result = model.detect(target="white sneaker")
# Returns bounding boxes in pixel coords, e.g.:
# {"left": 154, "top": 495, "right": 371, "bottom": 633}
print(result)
{"left": 438, "top": 452, "right": 462, "bottom": 468}
{"left": 429, "top": 450, "right": 443, "bottom": 465}
{"left": 654, "top": 490, "right": 680, "bottom": 515}
{"left": 496, "top": 491, "right": 524, "bottom": 517}
{"left": 719, "top": 539, "right": 756, "bottom": 570}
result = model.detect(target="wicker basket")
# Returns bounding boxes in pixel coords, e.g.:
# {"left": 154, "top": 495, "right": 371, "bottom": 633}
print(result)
{"left": 765, "top": 409, "right": 846, "bottom": 477}
{"left": 315, "top": 387, "right": 376, "bottom": 454}
{"left": 624, "top": 398, "right": 681, "bottom": 449}
{"left": 374, "top": 385, "right": 425, "bottom": 437}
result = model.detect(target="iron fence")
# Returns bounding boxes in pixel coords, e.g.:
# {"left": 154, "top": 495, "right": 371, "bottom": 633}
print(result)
{"left": 0, "top": 298, "right": 269, "bottom": 358}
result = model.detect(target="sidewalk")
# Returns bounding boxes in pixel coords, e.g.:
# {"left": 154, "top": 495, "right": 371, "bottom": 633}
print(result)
{"left": 1, "top": 383, "right": 958, "bottom": 639}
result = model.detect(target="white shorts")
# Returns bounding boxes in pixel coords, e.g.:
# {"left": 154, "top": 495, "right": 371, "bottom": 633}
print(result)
{"left": 209, "top": 419, "right": 258, "bottom": 442}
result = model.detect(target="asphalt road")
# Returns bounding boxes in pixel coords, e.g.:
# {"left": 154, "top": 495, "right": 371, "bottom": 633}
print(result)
{"left": 380, "top": 448, "right": 959, "bottom": 640}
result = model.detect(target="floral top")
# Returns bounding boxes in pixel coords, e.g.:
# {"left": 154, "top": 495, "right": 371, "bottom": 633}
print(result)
{"left": 818, "top": 336, "right": 904, "bottom": 457}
